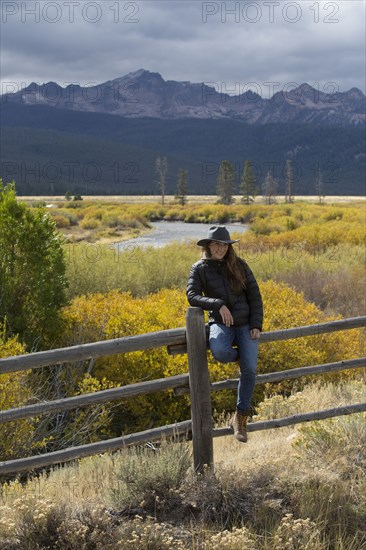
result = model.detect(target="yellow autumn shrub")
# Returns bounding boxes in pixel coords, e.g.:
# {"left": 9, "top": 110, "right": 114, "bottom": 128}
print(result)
{"left": 256, "top": 280, "right": 364, "bottom": 398}
{"left": 0, "top": 332, "right": 36, "bottom": 460}
{"left": 244, "top": 212, "right": 366, "bottom": 251}
{"left": 60, "top": 374, "right": 116, "bottom": 447}
{"left": 60, "top": 282, "right": 364, "bottom": 434}
{"left": 61, "top": 289, "right": 190, "bottom": 432}
{"left": 45, "top": 201, "right": 366, "bottom": 242}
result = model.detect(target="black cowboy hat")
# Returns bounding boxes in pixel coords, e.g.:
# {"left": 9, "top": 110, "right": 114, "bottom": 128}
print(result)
{"left": 196, "top": 225, "right": 239, "bottom": 246}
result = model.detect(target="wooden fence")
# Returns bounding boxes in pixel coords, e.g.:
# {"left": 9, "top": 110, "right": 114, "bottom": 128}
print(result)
{"left": 0, "top": 311, "right": 365, "bottom": 476}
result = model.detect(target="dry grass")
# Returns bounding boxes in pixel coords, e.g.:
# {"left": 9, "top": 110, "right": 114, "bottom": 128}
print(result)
{"left": 18, "top": 195, "right": 366, "bottom": 205}
{"left": 2, "top": 197, "right": 365, "bottom": 548}
{"left": 1, "top": 380, "right": 365, "bottom": 549}
{"left": 214, "top": 426, "right": 295, "bottom": 472}
{"left": 15, "top": 197, "right": 366, "bottom": 250}
{"left": 60, "top": 224, "right": 149, "bottom": 244}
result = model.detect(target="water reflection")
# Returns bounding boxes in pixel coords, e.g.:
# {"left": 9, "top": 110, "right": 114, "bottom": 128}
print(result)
{"left": 116, "top": 221, "right": 248, "bottom": 250}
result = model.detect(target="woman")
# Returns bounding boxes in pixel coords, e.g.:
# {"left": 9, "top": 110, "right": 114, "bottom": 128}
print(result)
{"left": 186, "top": 225, "right": 263, "bottom": 442}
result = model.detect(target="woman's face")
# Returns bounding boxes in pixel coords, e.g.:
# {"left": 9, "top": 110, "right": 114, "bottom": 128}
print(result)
{"left": 208, "top": 241, "right": 229, "bottom": 260}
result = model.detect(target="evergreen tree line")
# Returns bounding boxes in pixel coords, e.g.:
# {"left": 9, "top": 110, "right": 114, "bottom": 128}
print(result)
{"left": 155, "top": 156, "right": 188, "bottom": 206}
{"left": 157, "top": 157, "right": 326, "bottom": 206}
{"left": 215, "top": 158, "right": 321, "bottom": 205}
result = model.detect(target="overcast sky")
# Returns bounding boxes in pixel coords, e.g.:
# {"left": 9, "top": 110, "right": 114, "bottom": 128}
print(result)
{"left": 1, "top": 0, "right": 365, "bottom": 98}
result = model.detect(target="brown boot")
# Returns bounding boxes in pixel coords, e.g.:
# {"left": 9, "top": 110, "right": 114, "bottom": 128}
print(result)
{"left": 229, "top": 410, "right": 249, "bottom": 443}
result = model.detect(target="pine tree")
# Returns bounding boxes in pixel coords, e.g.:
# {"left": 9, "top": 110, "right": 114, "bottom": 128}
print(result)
{"left": 240, "top": 160, "right": 257, "bottom": 204}
{"left": 315, "top": 171, "right": 325, "bottom": 204}
{"left": 216, "top": 160, "right": 235, "bottom": 205}
{"left": 175, "top": 169, "right": 188, "bottom": 205}
{"left": 263, "top": 170, "right": 278, "bottom": 204}
{"left": 155, "top": 156, "right": 168, "bottom": 205}
{"left": 285, "top": 159, "right": 294, "bottom": 203}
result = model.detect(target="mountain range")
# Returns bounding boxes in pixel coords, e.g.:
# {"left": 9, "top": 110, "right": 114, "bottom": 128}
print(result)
{"left": 1, "top": 70, "right": 365, "bottom": 196}
{"left": 2, "top": 69, "right": 365, "bottom": 126}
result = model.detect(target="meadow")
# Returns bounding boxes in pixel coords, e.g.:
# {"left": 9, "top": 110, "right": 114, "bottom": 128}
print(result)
{"left": 1, "top": 382, "right": 365, "bottom": 549}
{"left": 61, "top": 200, "right": 365, "bottom": 317}
{"left": 0, "top": 198, "right": 365, "bottom": 549}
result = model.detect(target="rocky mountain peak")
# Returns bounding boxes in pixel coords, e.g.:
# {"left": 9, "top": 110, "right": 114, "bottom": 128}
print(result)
{"left": 1, "top": 70, "right": 364, "bottom": 126}
{"left": 344, "top": 87, "right": 365, "bottom": 100}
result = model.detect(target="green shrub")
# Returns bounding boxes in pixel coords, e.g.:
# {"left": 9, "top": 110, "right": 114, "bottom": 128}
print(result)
{"left": 0, "top": 181, "right": 68, "bottom": 348}
{"left": 52, "top": 214, "right": 71, "bottom": 228}
{"left": 80, "top": 217, "right": 100, "bottom": 230}
{"left": 111, "top": 443, "right": 191, "bottom": 520}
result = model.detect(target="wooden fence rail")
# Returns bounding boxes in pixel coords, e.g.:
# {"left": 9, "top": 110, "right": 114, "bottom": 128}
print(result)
{"left": 1, "top": 316, "right": 364, "bottom": 375}
{"left": 1, "top": 358, "right": 364, "bottom": 424}
{"left": 180, "top": 357, "right": 366, "bottom": 395}
{"left": 0, "top": 328, "right": 187, "bottom": 375}
{"left": 0, "top": 311, "right": 365, "bottom": 476}
{"left": 0, "top": 374, "right": 190, "bottom": 423}
{"left": 1, "top": 402, "right": 365, "bottom": 477}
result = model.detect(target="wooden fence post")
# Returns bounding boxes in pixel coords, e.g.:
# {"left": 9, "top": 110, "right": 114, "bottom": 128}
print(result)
{"left": 186, "top": 307, "right": 214, "bottom": 473}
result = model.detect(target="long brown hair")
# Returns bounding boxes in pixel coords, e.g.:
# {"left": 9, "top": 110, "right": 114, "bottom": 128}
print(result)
{"left": 203, "top": 243, "right": 246, "bottom": 293}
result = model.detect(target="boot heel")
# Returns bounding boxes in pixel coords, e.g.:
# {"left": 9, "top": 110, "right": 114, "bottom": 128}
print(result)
{"left": 229, "top": 410, "right": 249, "bottom": 443}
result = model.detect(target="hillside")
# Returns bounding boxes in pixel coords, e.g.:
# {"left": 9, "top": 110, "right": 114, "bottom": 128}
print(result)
{"left": 0, "top": 380, "right": 365, "bottom": 549}
{"left": 0, "top": 124, "right": 206, "bottom": 195}
{"left": 1, "top": 70, "right": 365, "bottom": 195}
{"left": 1, "top": 103, "right": 365, "bottom": 195}
{"left": 3, "top": 70, "right": 365, "bottom": 126}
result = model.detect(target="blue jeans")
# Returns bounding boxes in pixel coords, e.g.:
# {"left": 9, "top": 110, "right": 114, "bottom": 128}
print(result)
{"left": 209, "top": 323, "right": 258, "bottom": 413}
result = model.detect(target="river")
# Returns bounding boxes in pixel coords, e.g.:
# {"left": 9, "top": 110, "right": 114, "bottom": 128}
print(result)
{"left": 116, "top": 221, "right": 248, "bottom": 250}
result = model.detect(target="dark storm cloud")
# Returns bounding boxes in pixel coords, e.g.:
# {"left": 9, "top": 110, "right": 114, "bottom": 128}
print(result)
{"left": 0, "top": 0, "right": 365, "bottom": 96}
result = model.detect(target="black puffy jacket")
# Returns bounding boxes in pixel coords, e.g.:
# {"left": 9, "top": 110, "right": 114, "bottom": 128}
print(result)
{"left": 186, "top": 258, "right": 263, "bottom": 330}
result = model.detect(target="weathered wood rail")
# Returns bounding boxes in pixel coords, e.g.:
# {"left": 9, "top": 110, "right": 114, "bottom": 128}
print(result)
{"left": 0, "top": 312, "right": 365, "bottom": 476}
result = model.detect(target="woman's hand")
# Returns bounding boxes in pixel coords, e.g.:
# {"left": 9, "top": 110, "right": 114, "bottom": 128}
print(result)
{"left": 219, "top": 305, "right": 234, "bottom": 327}
{"left": 250, "top": 328, "right": 261, "bottom": 340}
